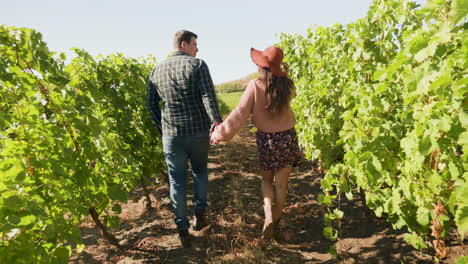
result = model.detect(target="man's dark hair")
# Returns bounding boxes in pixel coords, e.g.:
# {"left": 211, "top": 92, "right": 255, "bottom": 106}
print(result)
{"left": 173, "top": 30, "right": 198, "bottom": 49}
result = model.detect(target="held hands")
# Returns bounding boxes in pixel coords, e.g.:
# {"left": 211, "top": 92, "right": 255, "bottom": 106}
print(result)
{"left": 210, "top": 122, "right": 221, "bottom": 145}
{"left": 210, "top": 135, "right": 220, "bottom": 145}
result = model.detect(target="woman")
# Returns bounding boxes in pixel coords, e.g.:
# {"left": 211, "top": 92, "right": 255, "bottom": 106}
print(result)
{"left": 210, "top": 46, "right": 300, "bottom": 239}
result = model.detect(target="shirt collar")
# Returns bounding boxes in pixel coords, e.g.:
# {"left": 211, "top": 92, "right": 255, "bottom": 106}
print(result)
{"left": 172, "top": 51, "right": 189, "bottom": 57}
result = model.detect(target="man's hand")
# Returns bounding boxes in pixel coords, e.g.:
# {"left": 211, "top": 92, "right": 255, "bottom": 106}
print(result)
{"left": 210, "top": 134, "right": 220, "bottom": 145}
{"left": 210, "top": 122, "right": 221, "bottom": 144}
{"left": 210, "top": 122, "right": 220, "bottom": 136}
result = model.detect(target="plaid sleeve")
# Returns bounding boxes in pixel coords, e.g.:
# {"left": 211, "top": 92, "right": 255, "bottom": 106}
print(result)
{"left": 197, "top": 60, "right": 223, "bottom": 123}
{"left": 146, "top": 77, "right": 162, "bottom": 133}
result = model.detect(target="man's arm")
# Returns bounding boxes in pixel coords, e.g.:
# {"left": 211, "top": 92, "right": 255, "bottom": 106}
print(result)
{"left": 197, "top": 60, "right": 223, "bottom": 124}
{"left": 146, "top": 77, "right": 163, "bottom": 134}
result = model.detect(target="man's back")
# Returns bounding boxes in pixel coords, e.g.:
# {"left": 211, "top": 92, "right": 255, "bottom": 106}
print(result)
{"left": 148, "top": 51, "right": 221, "bottom": 136}
{"left": 146, "top": 30, "right": 220, "bottom": 248}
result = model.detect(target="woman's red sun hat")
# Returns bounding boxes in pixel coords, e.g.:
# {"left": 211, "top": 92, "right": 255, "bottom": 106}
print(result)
{"left": 250, "top": 46, "right": 286, "bottom": 77}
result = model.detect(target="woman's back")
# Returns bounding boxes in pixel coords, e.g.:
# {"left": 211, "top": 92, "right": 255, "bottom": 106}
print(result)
{"left": 211, "top": 78, "right": 296, "bottom": 142}
{"left": 249, "top": 79, "right": 296, "bottom": 133}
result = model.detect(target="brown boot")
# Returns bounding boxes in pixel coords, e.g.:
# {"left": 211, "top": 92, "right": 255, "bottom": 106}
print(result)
{"left": 273, "top": 217, "right": 281, "bottom": 239}
{"left": 262, "top": 203, "right": 274, "bottom": 239}
{"left": 262, "top": 220, "right": 274, "bottom": 239}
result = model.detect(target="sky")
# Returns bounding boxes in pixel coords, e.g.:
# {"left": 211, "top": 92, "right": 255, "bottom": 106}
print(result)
{"left": 1, "top": 0, "right": 425, "bottom": 84}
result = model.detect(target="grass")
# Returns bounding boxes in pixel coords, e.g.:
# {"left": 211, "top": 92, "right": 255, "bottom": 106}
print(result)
{"left": 218, "top": 91, "right": 243, "bottom": 113}
{"left": 215, "top": 72, "right": 258, "bottom": 94}
{"left": 214, "top": 72, "right": 256, "bottom": 115}
{"left": 216, "top": 82, "right": 244, "bottom": 93}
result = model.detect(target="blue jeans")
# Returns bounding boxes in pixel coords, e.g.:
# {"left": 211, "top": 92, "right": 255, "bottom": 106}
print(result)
{"left": 162, "top": 131, "right": 210, "bottom": 230}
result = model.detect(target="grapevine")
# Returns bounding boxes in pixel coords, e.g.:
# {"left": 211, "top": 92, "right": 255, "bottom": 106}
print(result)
{"left": 279, "top": 0, "right": 467, "bottom": 258}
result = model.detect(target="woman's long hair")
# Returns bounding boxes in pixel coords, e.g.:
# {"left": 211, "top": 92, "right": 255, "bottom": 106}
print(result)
{"left": 258, "top": 64, "right": 295, "bottom": 113}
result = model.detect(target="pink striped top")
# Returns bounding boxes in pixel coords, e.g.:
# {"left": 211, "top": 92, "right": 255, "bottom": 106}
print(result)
{"left": 211, "top": 79, "right": 296, "bottom": 142}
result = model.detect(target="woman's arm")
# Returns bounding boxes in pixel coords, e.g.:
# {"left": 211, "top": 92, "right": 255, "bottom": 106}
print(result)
{"left": 211, "top": 81, "right": 256, "bottom": 143}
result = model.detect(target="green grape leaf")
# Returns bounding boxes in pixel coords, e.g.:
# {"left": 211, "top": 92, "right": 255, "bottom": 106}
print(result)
{"left": 323, "top": 227, "right": 338, "bottom": 241}
{"left": 455, "top": 205, "right": 468, "bottom": 238}
{"left": 455, "top": 256, "right": 468, "bottom": 264}
{"left": 448, "top": 0, "right": 468, "bottom": 26}
{"left": 53, "top": 246, "right": 71, "bottom": 263}
{"left": 416, "top": 207, "right": 431, "bottom": 226}
{"left": 404, "top": 232, "right": 428, "bottom": 249}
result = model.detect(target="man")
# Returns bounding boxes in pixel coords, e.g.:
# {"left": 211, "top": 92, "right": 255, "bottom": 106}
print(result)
{"left": 146, "top": 30, "right": 222, "bottom": 248}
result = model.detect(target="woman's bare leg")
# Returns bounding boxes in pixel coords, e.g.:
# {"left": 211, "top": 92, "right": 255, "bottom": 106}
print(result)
{"left": 261, "top": 170, "right": 274, "bottom": 238}
{"left": 272, "top": 166, "right": 292, "bottom": 224}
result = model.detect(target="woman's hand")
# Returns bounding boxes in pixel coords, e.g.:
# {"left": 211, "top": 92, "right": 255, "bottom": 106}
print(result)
{"left": 210, "top": 122, "right": 220, "bottom": 136}
{"left": 210, "top": 136, "right": 220, "bottom": 145}
{"left": 210, "top": 123, "right": 221, "bottom": 145}
{"left": 210, "top": 132, "right": 220, "bottom": 145}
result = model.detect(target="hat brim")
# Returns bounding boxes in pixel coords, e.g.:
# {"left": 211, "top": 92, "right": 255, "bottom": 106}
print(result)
{"left": 250, "top": 48, "right": 269, "bottom": 68}
{"left": 250, "top": 48, "right": 286, "bottom": 77}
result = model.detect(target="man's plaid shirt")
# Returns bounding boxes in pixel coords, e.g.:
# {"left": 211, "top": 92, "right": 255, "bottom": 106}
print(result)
{"left": 146, "top": 51, "right": 222, "bottom": 136}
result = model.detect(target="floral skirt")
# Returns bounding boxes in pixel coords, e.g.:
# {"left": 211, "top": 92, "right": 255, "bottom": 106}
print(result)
{"left": 255, "top": 128, "right": 301, "bottom": 171}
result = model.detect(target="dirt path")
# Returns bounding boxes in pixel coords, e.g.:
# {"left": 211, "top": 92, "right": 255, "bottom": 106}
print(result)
{"left": 70, "top": 124, "right": 467, "bottom": 264}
